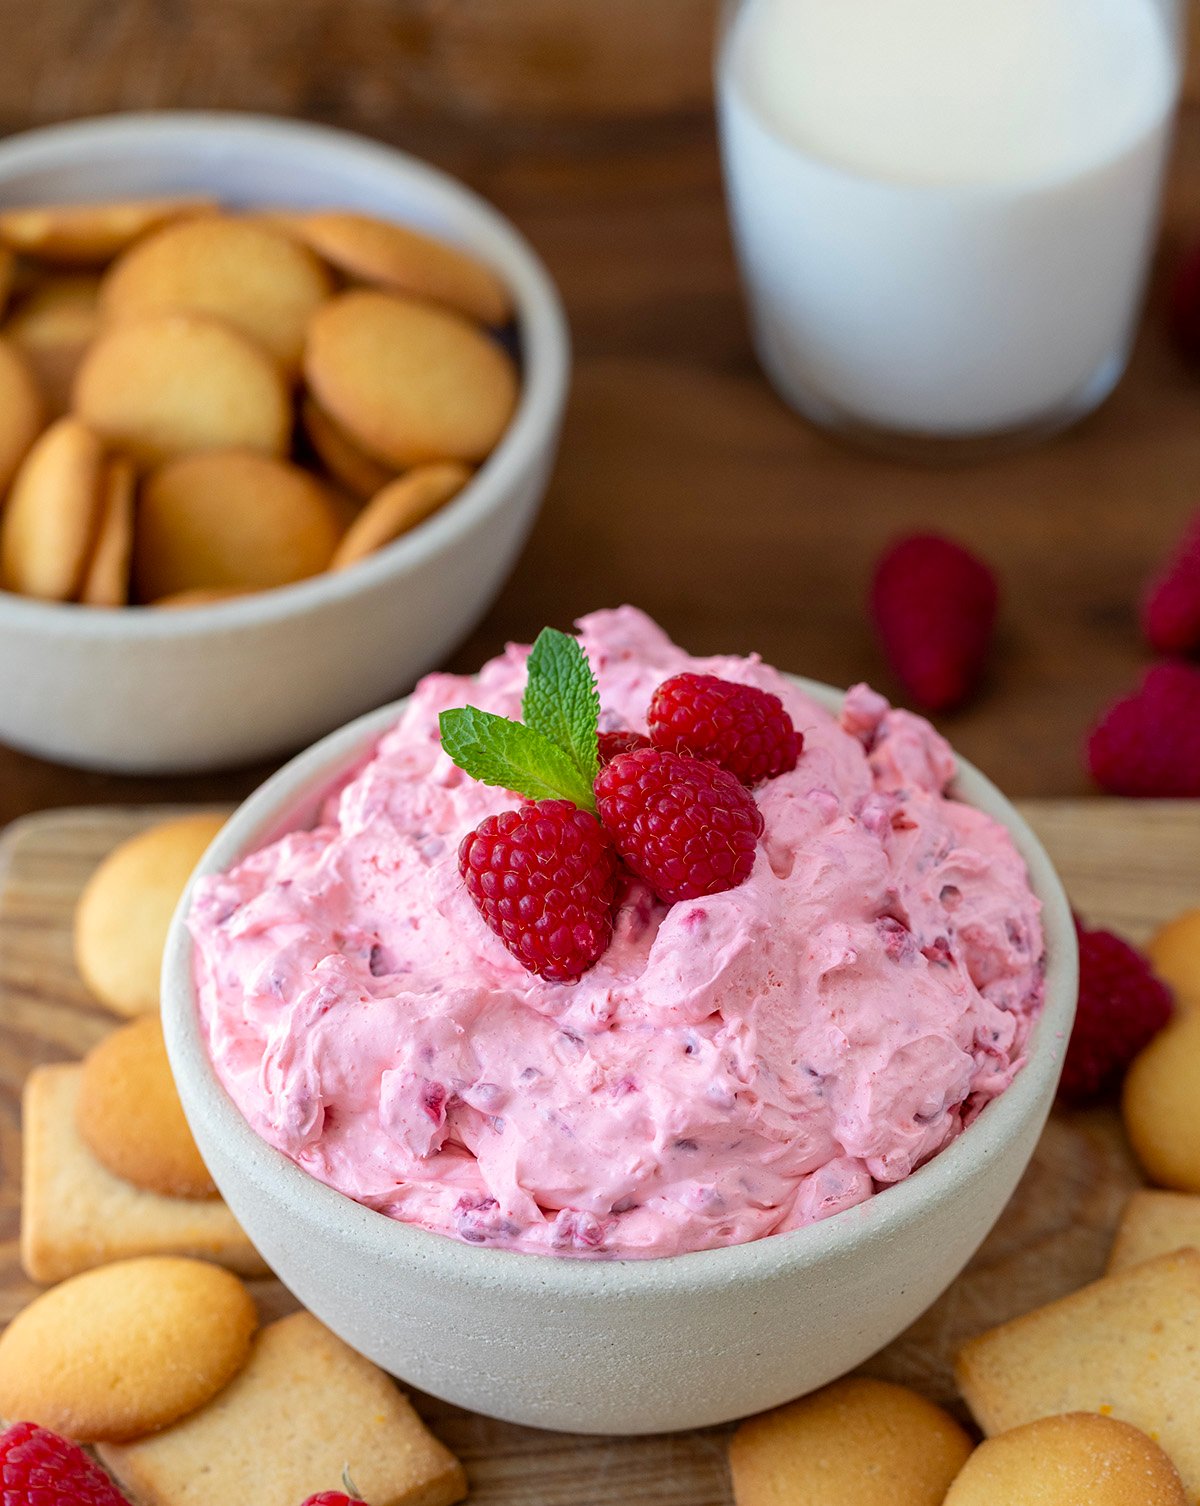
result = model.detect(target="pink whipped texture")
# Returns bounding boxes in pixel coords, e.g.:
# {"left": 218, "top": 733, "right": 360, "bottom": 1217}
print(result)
{"left": 190, "top": 608, "right": 1045, "bottom": 1258}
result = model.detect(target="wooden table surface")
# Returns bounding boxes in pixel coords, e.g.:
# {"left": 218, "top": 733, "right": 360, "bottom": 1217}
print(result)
{"left": 6, "top": 797, "right": 1199, "bottom": 1502}
{"left": 2, "top": 2, "right": 1200, "bottom": 822}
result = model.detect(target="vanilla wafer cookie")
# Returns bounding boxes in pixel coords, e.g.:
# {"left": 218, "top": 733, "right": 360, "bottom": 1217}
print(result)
{"left": 101, "top": 215, "right": 332, "bottom": 370}
{"left": 729, "top": 1377, "right": 972, "bottom": 1506}
{"left": 21, "top": 1062, "right": 267, "bottom": 1283}
{"left": 74, "top": 313, "right": 290, "bottom": 469}
{"left": 0, "top": 196, "right": 215, "bottom": 265}
{"left": 304, "top": 289, "right": 517, "bottom": 468}
{"left": 943, "top": 1412, "right": 1187, "bottom": 1505}
{"left": 0, "top": 1256, "right": 257, "bottom": 1442}
{"left": 74, "top": 813, "right": 227, "bottom": 1017}
{"left": 100, "top": 1310, "right": 467, "bottom": 1506}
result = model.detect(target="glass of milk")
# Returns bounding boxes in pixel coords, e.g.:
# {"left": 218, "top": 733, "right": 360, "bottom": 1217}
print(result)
{"left": 717, "top": 0, "right": 1184, "bottom": 455}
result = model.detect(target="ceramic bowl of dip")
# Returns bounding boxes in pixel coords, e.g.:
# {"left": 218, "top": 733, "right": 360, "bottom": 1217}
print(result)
{"left": 0, "top": 111, "right": 569, "bottom": 774}
{"left": 163, "top": 677, "right": 1077, "bottom": 1435}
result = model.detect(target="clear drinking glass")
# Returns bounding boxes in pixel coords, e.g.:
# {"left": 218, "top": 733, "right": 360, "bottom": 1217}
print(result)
{"left": 716, "top": 0, "right": 1185, "bottom": 459}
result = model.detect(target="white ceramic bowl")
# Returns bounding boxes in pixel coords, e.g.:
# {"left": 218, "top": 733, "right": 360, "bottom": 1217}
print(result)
{"left": 164, "top": 678, "right": 1077, "bottom": 1435}
{"left": 0, "top": 112, "right": 569, "bottom": 774}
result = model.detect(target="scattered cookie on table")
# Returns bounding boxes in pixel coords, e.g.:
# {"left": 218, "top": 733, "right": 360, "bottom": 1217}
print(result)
{"left": 304, "top": 288, "right": 518, "bottom": 468}
{"left": 728, "top": 1376, "right": 972, "bottom": 1506}
{"left": 301, "top": 393, "right": 395, "bottom": 499}
{"left": 942, "top": 1412, "right": 1187, "bottom": 1505}
{"left": 956, "top": 1248, "right": 1200, "bottom": 1496}
{"left": 100, "top": 215, "right": 332, "bottom": 371}
{"left": 0, "top": 196, "right": 216, "bottom": 266}
{"left": 330, "top": 461, "right": 471, "bottom": 570}
{"left": 271, "top": 208, "right": 514, "bottom": 325}
{"left": 4, "top": 273, "right": 102, "bottom": 414}
{"left": 1122, "top": 1010, "right": 1200, "bottom": 1192}
{"left": 99, "top": 1310, "right": 467, "bottom": 1506}
{"left": 0, "top": 1255, "right": 257, "bottom": 1443}
{"left": 74, "top": 812, "right": 227, "bottom": 1018}
{"left": 0, "top": 414, "right": 106, "bottom": 600}
{"left": 78, "top": 455, "right": 135, "bottom": 607}
{"left": 1147, "top": 907, "right": 1200, "bottom": 1009}
{"left": 135, "top": 450, "right": 341, "bottom": 599}
{"left": 21, "top": 1062, "right": 266, "bottom": 1284}
{"left": 77, "top": 1015, "right": 215, "bottom": 1199}
{"left": 1108, "top": 1188, "right": 1200, "bottom": 1272}
{"left": 0, "top": 334, "right": 45, "bottom": 493}
{"left": 73, "top": 311, "right": 292, "bottom": 469}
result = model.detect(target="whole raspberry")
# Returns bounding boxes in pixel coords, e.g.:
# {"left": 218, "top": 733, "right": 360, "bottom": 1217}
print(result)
{"left": 0, "top": 1421, "right": 132, "bottom": 1506}
{"left": 1142, "top": 511, "right": 1200, "bottom": 656}
{"left": 647, "top": 673, "right": 801, "bottom": 784}
{"left": 299, "top": 1495, "right": 366, "bottom": 1506}
{"left": 1086, "top": 661, "right": 1200, "bottom": 797}
{"left": 459, "top": 799, "right": 618, "bottom": 982}
{"left": 1169, "top": 238, "right": 1200, "bottom": 366}
{"left": 870, "top": 534, "right": 999, "bottom": 712}
{"left": 594, "top": 747, "right": 764, "bottom": 904}
{"left": 1059, "top": 924, "right": 1173, "bottom": 1105}
{"left": 597, "top": 729, "right": 651, "bottom": 764}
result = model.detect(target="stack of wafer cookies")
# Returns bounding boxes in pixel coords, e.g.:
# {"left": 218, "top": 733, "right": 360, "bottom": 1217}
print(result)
{"left": 0, "top": 197, "right": 518, "bottom": 608}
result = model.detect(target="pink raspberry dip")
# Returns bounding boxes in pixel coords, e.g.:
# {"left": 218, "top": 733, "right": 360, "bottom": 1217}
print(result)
{"left": 190, "top": 607, "right": 1045, "bottom": 1259}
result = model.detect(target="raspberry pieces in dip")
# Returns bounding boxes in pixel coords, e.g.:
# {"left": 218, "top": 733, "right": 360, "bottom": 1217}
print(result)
{"left": 189, "top": 607, "right": 1045, "bottom": 1258}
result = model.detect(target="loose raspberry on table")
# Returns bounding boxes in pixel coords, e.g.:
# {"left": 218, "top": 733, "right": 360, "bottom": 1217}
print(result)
{"left": 0, "top": 1421, "right": 132, "bottom": 1506}
{"left": 459, "top": 799, "right": 618, "bottom": 982}
{"left": 1059, "top": 924, "right": 1174, "bottom": 1105}
{"left": 1085, "top": 660, "right": 1200, "bottom": 797}
{"left": 594, "top": 747, "right": 764, "bottom": 904}
{"left": 870, "top": 533, "right": 999, "bottom": 712}
{"left": 647, "top": 672, "right": 801, "bottom": 784}
{"left": 1142, "top": 510, "right": 1200, "bottom": 656}
{"left": 597, "top": 728, "right": 652, "bottom": 764}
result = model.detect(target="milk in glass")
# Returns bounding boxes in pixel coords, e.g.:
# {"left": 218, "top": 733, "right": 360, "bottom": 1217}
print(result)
{"left": 718, "top": 0, "right": 1180, "bottom": 441}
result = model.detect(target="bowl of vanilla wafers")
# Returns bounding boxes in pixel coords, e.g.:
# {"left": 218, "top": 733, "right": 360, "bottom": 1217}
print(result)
{"left": 0, "top": 110, "right": 569, "bottom": 773}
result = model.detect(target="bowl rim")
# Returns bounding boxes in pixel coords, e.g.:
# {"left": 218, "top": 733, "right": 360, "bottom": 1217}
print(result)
{"left": 163, "top": 672, "right": 1079, "bottom": 1295}
{"left": 0, "top": 110, "right": 570, "bottom": 636}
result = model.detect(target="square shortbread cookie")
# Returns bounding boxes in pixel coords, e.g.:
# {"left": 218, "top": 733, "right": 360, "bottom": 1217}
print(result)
{"left": 956, "top": 1248, "right": 1200, "bottom": 1497}
{"left": 21, "top": 1063, "right": 268, "bottom": 1283}
{"left": 99, "top": 1311, "right": 467, "bottom": 1506}
{"left": 1108, "top": 1189, "right": 1200, "bottom": 1274}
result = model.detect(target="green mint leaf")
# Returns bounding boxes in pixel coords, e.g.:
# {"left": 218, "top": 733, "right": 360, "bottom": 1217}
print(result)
{"left": 439, "top": 706, "right": 597, "bottom": 812}
{"left": 521, "top": 627, "right": 600, "bottom": 786}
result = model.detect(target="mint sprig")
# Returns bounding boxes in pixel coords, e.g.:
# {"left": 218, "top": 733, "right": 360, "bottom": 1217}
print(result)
{"left": 439, "top": 627, "right": 601, "bottom": 813}
{"left": 522, "top": 627, "right": 600, "bottom": 786}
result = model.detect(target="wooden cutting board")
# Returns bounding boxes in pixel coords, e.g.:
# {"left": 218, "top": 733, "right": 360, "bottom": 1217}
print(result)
{"left": 1, "top": 801, "right": 1198, "bottom": 1505}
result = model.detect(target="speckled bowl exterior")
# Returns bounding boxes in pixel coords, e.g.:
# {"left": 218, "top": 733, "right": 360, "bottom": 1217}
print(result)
{"left": 163, "top": 678, "right": 1078, "bottom": 1434}
{"left": 0, "top": 112, "right": 569, "bottom": 773}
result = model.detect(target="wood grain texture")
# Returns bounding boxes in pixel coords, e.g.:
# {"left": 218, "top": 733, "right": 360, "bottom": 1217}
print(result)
{"left": 0, "top": 8, "right": 1196, "bottom": 819}
{"left": 0, "top": 0, "right": 1195, "bottom": 128}
{"left": 1, "top": 801, "right": 1198, "bottom": 1501}
{"left": 0, "top": 1, "right": 725, "bottom": 129}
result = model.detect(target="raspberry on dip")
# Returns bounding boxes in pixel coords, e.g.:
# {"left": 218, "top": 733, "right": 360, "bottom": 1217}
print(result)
{"left": 189, "top": 608, "right": 1045, "bottom": 1259}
